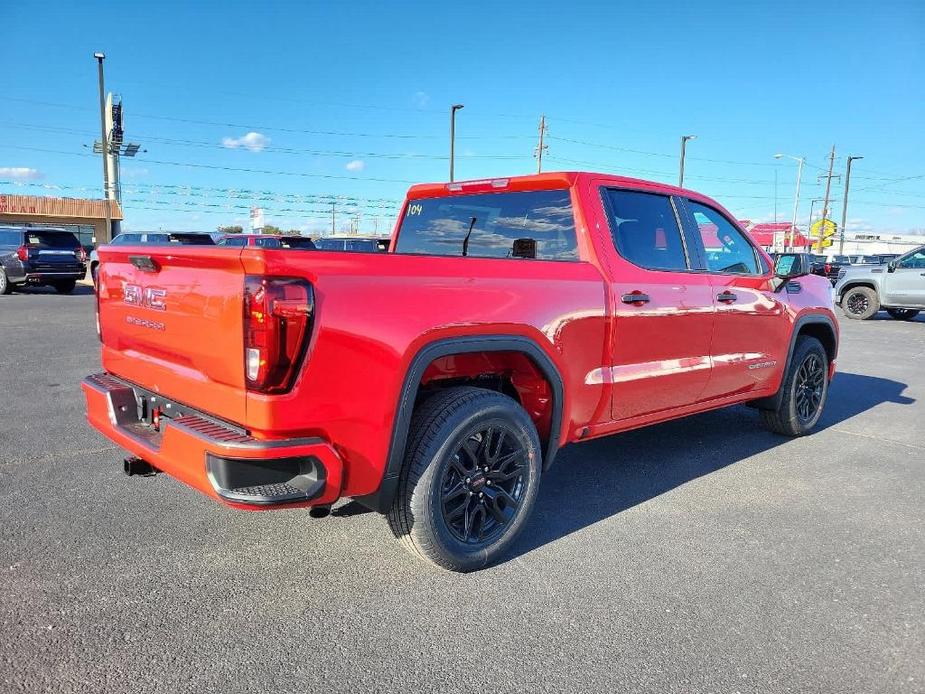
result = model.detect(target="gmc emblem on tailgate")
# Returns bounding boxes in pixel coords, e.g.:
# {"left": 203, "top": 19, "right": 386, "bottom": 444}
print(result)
{"left": 124, "top": 283, "right": 167, "bottom": 311}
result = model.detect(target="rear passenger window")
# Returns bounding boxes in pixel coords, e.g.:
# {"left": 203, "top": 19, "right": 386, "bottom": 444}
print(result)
{"left": 395, "top": 189, "right": 578, "bottom": 261}
{"left": 687, "top": 201, "right": 760, "bottom": 275}
{"left": 603, "top": 189, "right": 688, "bottom": 271}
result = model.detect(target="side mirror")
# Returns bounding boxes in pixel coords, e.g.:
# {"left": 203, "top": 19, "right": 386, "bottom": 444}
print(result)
{"left": 771, "top": 253, "right": 810, "bottom": 293}
{"left": 774, "top": 253, "right": 810, "bottom": 280}
{"left": 887, "top": 261, "right": 897, "bottom": 273}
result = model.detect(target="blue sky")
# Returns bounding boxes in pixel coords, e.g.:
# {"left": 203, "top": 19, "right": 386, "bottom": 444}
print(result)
{"left": 1, "top": 0, "right": 923, "bottom": 235}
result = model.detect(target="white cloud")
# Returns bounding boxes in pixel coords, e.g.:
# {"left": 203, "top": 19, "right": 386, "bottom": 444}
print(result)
{"left": 345, "top": 159, "right": 366, "bottom": 172}
{"left": 121, "top": 166, "right": 149, "bottom": 180}
{"left": 221, "top": 132, "right": 271, "bottom": 152}
{"left": 0, "top": 167, "right": 43, "bottom": 181}
{"left": 412, "top": 91, "right": 430, "bottom": 108}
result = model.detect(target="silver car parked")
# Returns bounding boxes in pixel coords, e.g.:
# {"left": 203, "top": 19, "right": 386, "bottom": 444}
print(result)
{"left": 834, "top": 245, "right": 925, "bottom": 320}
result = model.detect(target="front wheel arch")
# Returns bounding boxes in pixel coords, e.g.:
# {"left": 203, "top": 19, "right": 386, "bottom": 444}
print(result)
{"left": 748, "top": 314, "right": 837, "bottom": 412}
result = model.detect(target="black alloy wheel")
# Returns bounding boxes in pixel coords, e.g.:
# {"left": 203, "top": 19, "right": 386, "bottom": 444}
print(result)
{"left": 841, "top": 286, "right": 879, "bottom": 320}
{"left": 794, "top": 352, "right": 826, "bottom": 424}
{"left": 388, "top": 386, "right": 542, "bottom": 572}
{"left": 846, "top": 291, "right": 870, "bottom": 316}
{"left": 759, "top": 335, "right": 829, "bottom": 436}
{"left": 441, "top": 426, "right": 526, "bottom": 545}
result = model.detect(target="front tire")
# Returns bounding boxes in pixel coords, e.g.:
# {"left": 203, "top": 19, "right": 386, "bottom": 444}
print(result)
{"left": 388, "top": 386, "right": 542, "bottom": 572}
{"left": 886, "top": 308, "right": 920, "bottom": 321}
{"left": 841, "top": 286, "right": 879, "bottom": 320}
{"left": 760, "top": 336, "right": 829, "bottom": 436}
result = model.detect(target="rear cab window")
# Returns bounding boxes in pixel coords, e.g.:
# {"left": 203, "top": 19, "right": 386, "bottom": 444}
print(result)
{"left": 394, "top": 189, "right": 579, "bottom": 261}
{"left": 279, "top": 237, "right": 317, "bottom": 250}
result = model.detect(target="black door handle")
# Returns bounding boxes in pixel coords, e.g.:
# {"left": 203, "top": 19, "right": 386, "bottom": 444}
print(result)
{"left": 621, "top": 292, "right": 650, "bottom": 305}
{"left": 716, "top": 291, "right": 738, "bottom": 303}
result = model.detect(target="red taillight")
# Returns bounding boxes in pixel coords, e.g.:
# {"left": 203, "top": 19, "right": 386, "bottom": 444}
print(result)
{"left": 824, "top": 262, "right": 831, "bottom": 273}
{"left": 16, "top": 245, "right": 29, "bottom": 261}
{"left": 243, "top": 276, "right": 314, "bottom": 393}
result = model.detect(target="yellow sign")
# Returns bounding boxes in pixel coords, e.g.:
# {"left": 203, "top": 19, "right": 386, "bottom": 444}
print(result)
{"left": 810, "top": 218, "right": 837, "bottom": 238}
{"left": 817, "top": 237, "right": 833, "bottom": 248}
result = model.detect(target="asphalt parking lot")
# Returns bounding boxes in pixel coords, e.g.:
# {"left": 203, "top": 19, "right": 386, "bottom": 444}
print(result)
{"left": 1, "top": 286, "right": 922, "bottom": 693}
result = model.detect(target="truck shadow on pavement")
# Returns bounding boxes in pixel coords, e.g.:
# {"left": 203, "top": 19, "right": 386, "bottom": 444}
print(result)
{"left": 505, "top": 371, "right": 914, "bottom": 564}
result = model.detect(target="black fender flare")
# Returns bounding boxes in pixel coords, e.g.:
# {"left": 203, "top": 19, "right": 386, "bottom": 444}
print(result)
{"left": 355, "top": 335, "right": 565, "bottom": 513}
{"left": 749, "top": 313, "right": 838, "bottom": 411}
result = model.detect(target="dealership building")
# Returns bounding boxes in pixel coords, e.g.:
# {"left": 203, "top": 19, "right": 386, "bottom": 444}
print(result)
{"left": 0, "top": 193, "right": 122, "bottom": 247}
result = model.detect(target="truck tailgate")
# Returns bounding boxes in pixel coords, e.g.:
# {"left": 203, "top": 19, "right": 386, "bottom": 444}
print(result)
{"left": 96, "top": 246, "right": 248, "bottom": 425}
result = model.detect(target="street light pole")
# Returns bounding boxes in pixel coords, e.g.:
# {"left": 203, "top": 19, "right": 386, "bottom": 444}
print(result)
{"left": 839, "top": 155, "right": 863, "bottom": 255}
{"left": 449, "top": 104, "right": 464, "bottom": 182}
{"left": 94, "top": 52, "right": 112, "bottom": 243}
{"left": 775, "top": 154, "right": 804, "bottom": 252}
{"left": 807, "top": 198, "right": 823, "bottom": 244}
{"left": 678, "top": 135, "right": 695, "bottom": 187}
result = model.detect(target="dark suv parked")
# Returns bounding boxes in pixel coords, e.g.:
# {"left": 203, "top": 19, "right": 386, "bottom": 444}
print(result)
{"left": 0, "top": 227, "right": 87, "bottom": 294}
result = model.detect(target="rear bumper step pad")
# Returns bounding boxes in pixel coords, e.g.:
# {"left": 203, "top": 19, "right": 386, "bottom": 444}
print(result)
{"left": 82, "top": 372, "right": 343, "bottom": 508}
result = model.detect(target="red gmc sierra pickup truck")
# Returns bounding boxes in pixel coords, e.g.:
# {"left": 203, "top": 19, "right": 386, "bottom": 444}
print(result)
{"left": 83, "top": 172, "right": 838, "bottom": 571}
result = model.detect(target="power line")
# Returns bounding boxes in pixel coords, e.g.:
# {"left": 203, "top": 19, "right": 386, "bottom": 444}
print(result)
{"left": 0, "top": 97, "right": 531, "bottom": 141}
{"left": 0, "top": 123, "right": 528, "bottom": 161}
{"left": 0, "top": 144, "right": 419, "bottom": 184}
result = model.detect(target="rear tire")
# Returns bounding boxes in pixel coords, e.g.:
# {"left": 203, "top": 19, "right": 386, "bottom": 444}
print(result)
{"left": 0, "top": 269, "right": 11, "bottom": 295}
{"left": 760, "top": 336, "right": 829, "bottom": 437}
{"left": 886, "top": 308, "right": 919, "bottom": 321}
{"left": 52, "top": 280, "right": 76, "bottom": 294}
{"left": 841, "top": 286, "right": 879, "bottom": 320}
{"left": 388, "top": 386, "right": 542, "bottom": 572}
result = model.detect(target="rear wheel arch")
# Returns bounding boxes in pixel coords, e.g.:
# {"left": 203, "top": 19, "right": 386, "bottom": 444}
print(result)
{"left": 356, "top": 335, "right": 565, "bottom": 513}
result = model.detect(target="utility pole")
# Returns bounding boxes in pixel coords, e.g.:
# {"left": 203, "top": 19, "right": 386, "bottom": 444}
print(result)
{"left": 330, "top": 201, "right": 335, "bottom": 235}
{"left": 679, "top": 135, "right": 695, "bottom": 188}
{"left": 839, "top": 155, "right": 863, "bottom": 255}
{"left": 449, "top": 104, "right": 464, "bottom": 182}
{"left": 534, "top": 114, "right": 548, "bottom": 174}
{"left": 817, "top": 145, "right": 837, "bottom": 252}
{"left": 94, "top": 52, "right": 111, "bottom": 243}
